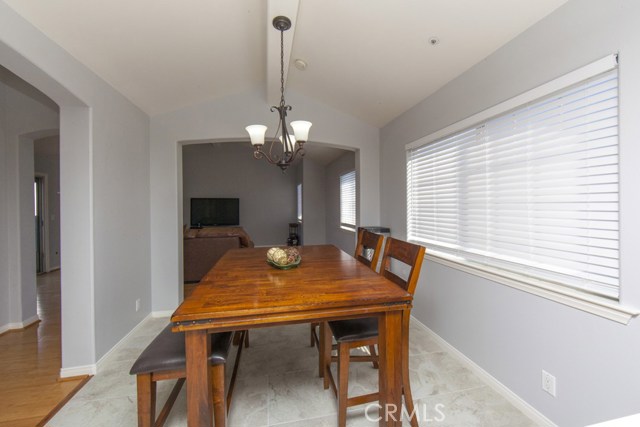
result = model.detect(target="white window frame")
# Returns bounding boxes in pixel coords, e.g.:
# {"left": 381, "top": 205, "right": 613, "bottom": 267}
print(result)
{"left": 340, "top": 170, "right": 357, "bottom": 231}
{"left": 406, "top": 54, "right": 638, "bottom": 324}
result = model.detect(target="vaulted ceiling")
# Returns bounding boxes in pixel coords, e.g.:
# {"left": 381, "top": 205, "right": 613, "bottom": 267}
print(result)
{"left": 3, "top": 0, "right": 568, "bottom": 127}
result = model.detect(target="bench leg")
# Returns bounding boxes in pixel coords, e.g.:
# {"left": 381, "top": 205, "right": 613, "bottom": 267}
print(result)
{"left": 136, "top": 374, "right": 156, "bottom": 427}
{"left": 211, "top": 363, "right": 227, "bottom": 427}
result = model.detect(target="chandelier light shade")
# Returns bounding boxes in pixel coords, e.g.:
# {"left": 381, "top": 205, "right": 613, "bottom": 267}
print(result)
{"left": 246, "top": 16, "right": 312, "bottom": 172}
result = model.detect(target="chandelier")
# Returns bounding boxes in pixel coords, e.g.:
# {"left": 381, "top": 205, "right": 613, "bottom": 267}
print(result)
{"left": 245, "top": 16, "right": 312, "bottom": 172}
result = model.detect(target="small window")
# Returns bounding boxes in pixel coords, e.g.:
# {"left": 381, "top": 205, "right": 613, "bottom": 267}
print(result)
{"left": 297, "top": 183, "right": 302, "bottom": 222}
{"left": 340, "top": 171, "right": 356, "bottom": 230}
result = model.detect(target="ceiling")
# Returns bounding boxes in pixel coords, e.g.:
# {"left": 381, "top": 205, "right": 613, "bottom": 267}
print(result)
{"left": 3, "top": 0, "right": 568, "bottom": 127}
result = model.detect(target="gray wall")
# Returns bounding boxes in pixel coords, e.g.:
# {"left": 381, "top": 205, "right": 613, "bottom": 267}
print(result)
{"left": 301, "top": 157, "right": 326, "bottom": 245}
{"left": 150, "top": 90, "right": 379, "bottom": 312}
{"left": 34, "top": 135, "right": 61, "bottom": 270}
{"left": 325, "top": 151, "right": 356, "bottom": 254}
{"left": 182, "top": 142, "right": 298, "bottom": 246}
{"left": 380, "top": 0, "right": 640, "bottom": 425}
{"left": 1, "top": 2, "right": 151, "bottom": 370}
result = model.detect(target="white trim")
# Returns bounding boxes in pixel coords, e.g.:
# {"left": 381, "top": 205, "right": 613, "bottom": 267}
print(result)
{"left": 151, "top": 310, "right": 174, "bottom": 318}
{"left": 21, "top": 314, "right": 40, "bottom": 327}
{"left": 59, "top": 312, "right": 167, "bottom": 378}
{"left": 424, "top": 253, "right": 639, "bottom": 325}
{"left": 406, "top": 54, "right": 618, "bottom": 150}
{"left": 410, "top": 316, "right": 557, "bottom": 427}
{"left": 95, "top": 313, "right": 156, "bottom": 372}
{"left": 88, "top": 107, "right": 97, "bottom": 366}
{"left": 0, "top": 314, "right": 40, "bottom": 334}
{"left": 60, "top": 364, "right": 96, "bottom": 378}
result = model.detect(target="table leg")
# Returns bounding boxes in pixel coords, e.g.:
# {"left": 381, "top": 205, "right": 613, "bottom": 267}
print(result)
{"left": 186, "top": 329, "right": 215, "bottom": 427}
{"left": 319, "top": 322, "right": 330, "bottom": 380}
{"left": 378, "top": 310, "right": 403, "bottom": 427}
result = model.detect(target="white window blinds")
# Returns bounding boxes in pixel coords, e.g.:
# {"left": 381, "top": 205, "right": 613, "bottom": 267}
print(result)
{"left": 340, "top": 171, "right": 356, "bottom": 229}
{"left": 407, "top": 66, "right": 619, "bottom": 300}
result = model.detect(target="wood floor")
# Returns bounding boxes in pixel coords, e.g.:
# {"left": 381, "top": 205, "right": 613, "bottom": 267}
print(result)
{"left": 0, "top": 271, "right": 88, "bottom": 427}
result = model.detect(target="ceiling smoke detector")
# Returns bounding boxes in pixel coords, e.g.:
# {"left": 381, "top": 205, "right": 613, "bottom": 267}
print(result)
{"left": 294, "top": 59, "right": 307, "bottom": 71}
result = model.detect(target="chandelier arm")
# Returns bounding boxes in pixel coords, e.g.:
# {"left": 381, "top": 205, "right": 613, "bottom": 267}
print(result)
{"left": 268, "top": 111, "right": 284, "bottom": 162}
{"left": 254, "top": 147, "right": 281, "bottom": 165}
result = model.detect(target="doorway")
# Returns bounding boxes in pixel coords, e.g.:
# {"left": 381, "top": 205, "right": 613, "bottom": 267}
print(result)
{"left": 34, "top": 174, "right": 47, "bottom": 274}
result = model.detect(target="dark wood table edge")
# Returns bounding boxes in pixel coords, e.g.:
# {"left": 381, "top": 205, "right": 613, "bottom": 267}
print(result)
{"left": 171, "top": 301, "right": 412, "bottom": 332}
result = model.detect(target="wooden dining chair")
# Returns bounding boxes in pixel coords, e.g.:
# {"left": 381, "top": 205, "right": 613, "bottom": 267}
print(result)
{"left": 321, "top": 237, "right": 425, "bottom": 427}
{"left": 310, "top": 228, "right": 384, "bottom": 352}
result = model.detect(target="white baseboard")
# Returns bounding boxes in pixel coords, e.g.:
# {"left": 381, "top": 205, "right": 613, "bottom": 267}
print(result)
{"left": 22, "top": 314, "right": 40, "bottom": 327}
{"left": 0, "top": 314, "right": 40, "bottom": 334}
{"left": 151, "top": 310, "right": 174, "bottom": 318}
{"left": 95, "top": 313, "right": 156, "bottom": 372}
{"left": 410, "top": 316, "right": 556, "bottom": 427}
{"left": 60, "top": 312, "right": 158, "bottom": 378}
{"left": 60, "top": 364, "right": 96, "bottom": 378}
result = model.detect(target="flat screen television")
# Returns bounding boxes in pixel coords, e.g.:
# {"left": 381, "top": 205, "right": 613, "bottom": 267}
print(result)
{"left": 190, "top": 198, "right": 239, "bottom": 227}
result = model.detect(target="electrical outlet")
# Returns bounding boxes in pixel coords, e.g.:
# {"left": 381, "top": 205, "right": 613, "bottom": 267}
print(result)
{"left": 542, "top": 370, "right": 556, "bottom": 397}
{"left": 135, "top": 299, "right": 141, "bottom": 312}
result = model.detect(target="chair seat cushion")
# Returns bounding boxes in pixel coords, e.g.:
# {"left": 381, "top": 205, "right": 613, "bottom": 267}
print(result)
{"left": 328, "top": 317, "right": 378, "bottom": 343}
{"left": 130, "top": 324, "right": 232, "bottom": 375}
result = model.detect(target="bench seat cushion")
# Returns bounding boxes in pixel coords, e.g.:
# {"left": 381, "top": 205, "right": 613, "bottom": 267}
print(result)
{"left": 130, "top": 324, "right": 232, "bottom": 375}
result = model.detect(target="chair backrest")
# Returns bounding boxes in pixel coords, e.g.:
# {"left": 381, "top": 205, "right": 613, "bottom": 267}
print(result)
{"left": 379, "top": 237, "right": 425, "bottom": 295}
{"left": 354, "top": 227, "right": 384, "bottom": 270}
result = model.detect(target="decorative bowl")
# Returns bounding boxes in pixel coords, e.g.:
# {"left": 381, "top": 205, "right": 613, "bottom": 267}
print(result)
{"left": 267, "top": 256, "right": 301, "bottom": 270}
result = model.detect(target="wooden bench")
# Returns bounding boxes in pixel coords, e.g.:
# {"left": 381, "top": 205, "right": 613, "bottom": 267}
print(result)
{"left": 129, "top": 324, "right": 245, "bottom": 427}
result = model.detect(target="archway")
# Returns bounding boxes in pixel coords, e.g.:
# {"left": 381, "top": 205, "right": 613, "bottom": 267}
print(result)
{"left": 0, "top": 38, "right": 96, "bottom": 374}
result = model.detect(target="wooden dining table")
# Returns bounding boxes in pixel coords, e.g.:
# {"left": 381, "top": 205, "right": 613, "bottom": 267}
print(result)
{"left": 171, "top": 244, "right": 412, "bottom": 427}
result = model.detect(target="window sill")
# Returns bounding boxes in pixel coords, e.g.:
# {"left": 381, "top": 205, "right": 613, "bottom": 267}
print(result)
{"left": 340, "top": 225, "right": 356, "bottom": 232}
{"left": 423, "top": 252, "right": 640, "bottom": 325}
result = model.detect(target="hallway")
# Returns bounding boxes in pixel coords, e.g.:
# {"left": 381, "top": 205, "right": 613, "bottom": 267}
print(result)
{"left": 0, "top": 271, "right": 88, "bottom": 427}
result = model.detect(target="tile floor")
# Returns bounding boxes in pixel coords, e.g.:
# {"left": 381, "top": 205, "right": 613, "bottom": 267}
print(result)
{"left": 47, "top": 317, "right": 538, "bottom": 427}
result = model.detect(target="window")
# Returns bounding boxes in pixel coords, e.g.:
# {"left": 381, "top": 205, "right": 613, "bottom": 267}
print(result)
{"left": 407, "top": 56, "right": 620, "bottom": 301}
{"left": 340, "top": 170, "right": 356, "bottom": 230}
{"left": 297, "top": 183, "right": 303, "bottom": 222}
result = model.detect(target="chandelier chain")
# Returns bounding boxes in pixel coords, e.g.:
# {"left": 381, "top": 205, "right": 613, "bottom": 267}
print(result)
{"left": 280, "top": 27, "right": 286, "bottom": 108}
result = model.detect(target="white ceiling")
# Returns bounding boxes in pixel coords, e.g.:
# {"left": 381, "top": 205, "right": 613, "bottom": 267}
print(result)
{"left": 3, "top": 0, "right": 568, "bottom": 127}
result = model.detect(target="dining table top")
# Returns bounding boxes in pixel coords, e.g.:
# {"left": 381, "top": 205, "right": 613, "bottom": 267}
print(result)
{"left": 171, "top": 245, "right": 412, "bottom": 328}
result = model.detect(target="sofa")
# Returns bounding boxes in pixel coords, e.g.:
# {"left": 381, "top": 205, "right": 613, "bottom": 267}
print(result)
{"left": 183, "top": 226, "right": 254, "bottom": 282}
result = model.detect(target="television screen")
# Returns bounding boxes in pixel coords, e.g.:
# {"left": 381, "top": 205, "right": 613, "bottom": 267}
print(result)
{"left": 190, "top": 198, "right": 239, "bottom": 227}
